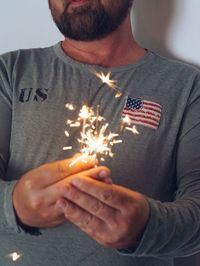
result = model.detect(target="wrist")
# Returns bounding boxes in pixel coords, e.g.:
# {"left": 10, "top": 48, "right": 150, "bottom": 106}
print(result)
{"left": 13, "top": 208, "right": 41, "bottom": 235}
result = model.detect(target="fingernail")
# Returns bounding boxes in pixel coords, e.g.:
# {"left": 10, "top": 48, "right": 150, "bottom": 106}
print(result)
{"left": 98, "top": 170, "right": 108, "bottom": 179}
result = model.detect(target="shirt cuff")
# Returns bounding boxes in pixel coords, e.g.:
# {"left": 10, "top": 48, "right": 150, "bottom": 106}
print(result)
{"left": 4, "top": 180, "right": 41, "bottom": 235}
{"left": 117, "top": 197, "right": 158, "bottom": 256}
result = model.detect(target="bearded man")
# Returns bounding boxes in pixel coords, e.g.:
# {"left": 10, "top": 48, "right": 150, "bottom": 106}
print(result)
{"left": 0, "top": 1, "right": 200, "bottom": 265}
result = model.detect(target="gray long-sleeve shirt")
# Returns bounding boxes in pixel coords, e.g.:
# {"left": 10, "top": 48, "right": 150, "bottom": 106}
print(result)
{"left": 0, "top": 42, "right": 200, "bottom": 266}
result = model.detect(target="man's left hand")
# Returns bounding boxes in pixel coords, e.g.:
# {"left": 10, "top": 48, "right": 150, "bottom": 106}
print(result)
{"left": 56, "top": 176, "right": 150, "bottom": 249}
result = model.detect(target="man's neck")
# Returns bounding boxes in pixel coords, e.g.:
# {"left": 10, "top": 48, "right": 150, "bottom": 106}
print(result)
{"left": 61, "top": 15, "right": 146, "bottom": 67}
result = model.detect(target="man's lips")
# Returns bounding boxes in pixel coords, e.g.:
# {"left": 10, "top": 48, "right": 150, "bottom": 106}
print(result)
{"left": 69, "top": 0, "right": 89, "bottom": 7}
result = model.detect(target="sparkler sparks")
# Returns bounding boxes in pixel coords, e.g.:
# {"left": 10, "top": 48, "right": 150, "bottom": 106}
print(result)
{"left": 63, "top": 70, "right": 140, "bottom": 166}
{"left": 93, "top": 70, "right": 123, "bottom": 98}
{"left": 63, "top": 104, "right": 122, "bottom": 166}
{"left": 121, "top": 115, "right": 140, "bottom": 135}
{"left": 7, "top": 252, "right": 22, "bottom": 262}
{"left": 125, "top": 126, "right": 139, "bottom": 135}
{"left": 65, "top": 103, "right": 75, "bottom": 111}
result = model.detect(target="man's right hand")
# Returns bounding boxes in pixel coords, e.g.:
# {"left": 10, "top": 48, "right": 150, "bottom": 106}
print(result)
{"left": 12, "top": 155, "right": 111, "bottom": 229}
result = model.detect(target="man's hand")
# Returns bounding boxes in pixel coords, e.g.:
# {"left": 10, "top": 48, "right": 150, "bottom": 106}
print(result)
{"left": 57, "top": 176, "right": 149, "bottom": 249}
{"left": 13, "top": 155, "right": 111, "bottom": 229}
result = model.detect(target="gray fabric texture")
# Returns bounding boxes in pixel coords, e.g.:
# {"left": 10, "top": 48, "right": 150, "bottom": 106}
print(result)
{"left": 0, "top": 42, "right": 200, "bottom": 265}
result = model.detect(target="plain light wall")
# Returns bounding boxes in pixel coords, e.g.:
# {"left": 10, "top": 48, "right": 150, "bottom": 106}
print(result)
{"left": 0, "top": 0, "right": 63, "bottom": 53}
{"left": 0, "top": 1, "right": 200, "bottom": 266}
{"left": 0, "top": 0, "right": 200, "bottom": 69}
{"left": 132, "top": 0, "right": 200, "bottom": 68}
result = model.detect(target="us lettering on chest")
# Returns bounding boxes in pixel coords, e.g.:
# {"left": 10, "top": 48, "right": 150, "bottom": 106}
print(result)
{"left": 19, "top": 88, "right": 49, "bottom": 103}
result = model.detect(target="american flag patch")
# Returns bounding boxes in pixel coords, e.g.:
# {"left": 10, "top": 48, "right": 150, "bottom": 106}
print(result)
{"left": 122, "top": 96, "right": 162, "bottom": 130}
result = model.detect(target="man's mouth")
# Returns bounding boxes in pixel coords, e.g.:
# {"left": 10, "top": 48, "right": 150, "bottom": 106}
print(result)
{"left": 69, "top": 0, "right": 89, "bottom": 8}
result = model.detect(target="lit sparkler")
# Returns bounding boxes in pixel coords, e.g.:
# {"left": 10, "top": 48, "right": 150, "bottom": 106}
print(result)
{"left": 93, "top": 70, "right": 123, "bottom": 98}
{"left": 63, "top": 104, "right": 122, "bottom": 166}
{"left": 64, "top": 70, "right": 140, "bottom": 165}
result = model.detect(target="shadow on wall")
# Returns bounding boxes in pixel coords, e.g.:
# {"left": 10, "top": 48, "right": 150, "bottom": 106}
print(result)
{"left": 132, "top": 0, "right": 200, "bottom": 69}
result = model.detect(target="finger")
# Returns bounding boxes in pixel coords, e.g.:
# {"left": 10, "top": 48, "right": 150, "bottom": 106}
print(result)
{"left": 44, "top": 166, "right": 112, "bottom": 205}
{"left": 56, "top": 198, "right": 106, "bottom": 239}
{"left": 65, "top": 166, "right": 112, "bottom": 184}
{"left": 40, "top": 154, "right": 96, "bottom": 187}
{"left": 70, "top": 177, "right": 131, "bottom": 209}
{"left": 61, "top": 184, "right": 117, "bottom": 222}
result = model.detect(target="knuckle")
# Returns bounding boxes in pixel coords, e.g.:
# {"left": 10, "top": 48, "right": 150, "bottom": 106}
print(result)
{"left": 64, "top": 201, "right": 74, "bottom": 216}
{"left": 24, "top": 178, "right": 36, "bottom": 191}
{"left": 30, "top": 199, "right": 41, "bottom": 210}
{"left": 30, "top": 195, "right": 42, "bottom": 210}
{"left": 41, "top": 211, "right": 49, "bottom": 220}
{"left": 66, "top": 186, "right": 78, "bottom": 201}
{"left": 79, "top": 214, "right": 93, "bottom": 229}
{"left": 90, "top": 200, "right": 104, "bottom": 214}
{"left": 101, "top": 189, "right": 115, "bottom": 202}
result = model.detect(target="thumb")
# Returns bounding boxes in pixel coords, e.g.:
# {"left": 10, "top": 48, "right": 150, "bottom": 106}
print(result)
{"left": 39, "top": 154, "right": 96, "bottom": 187}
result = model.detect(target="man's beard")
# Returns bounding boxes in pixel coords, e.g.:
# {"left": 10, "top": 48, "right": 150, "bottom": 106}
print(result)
{"left": 49, "top": 0, "right": 133, "bottom": 41}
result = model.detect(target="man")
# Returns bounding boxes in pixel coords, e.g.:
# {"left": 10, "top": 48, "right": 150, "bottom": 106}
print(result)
{"left": 0, "top": 0, "right": 200, "bottom": 265}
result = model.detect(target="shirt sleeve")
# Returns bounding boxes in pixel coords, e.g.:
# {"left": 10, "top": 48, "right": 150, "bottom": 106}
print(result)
{"left": 120, "top": 73, "right": 200, "bottom": 258}
{"left": 0, "top": 54, "right": 32, "bottom": 234}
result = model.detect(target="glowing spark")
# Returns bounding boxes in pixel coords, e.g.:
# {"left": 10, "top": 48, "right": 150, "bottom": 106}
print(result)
{"left": 65, "top": 103, "right": 75, "bottom": 111}
{"left": 121, "top": 115, "right": 139, "bottom": 135}
{"left": 93, "top": 70, "right": 123, "bottom": 98}
{"left": 111, "top": 140, "right": 123, "bottom": 144}
{"left": 63, "top": 146, "right": 73, "bottom": 150}
{"left": 65, "top": 131, "right": 69, "bottom": 137}
{"left": 79, "top": 105, "right": 94, "bottom": 120}
{"left": 125, "top": 126, "right": 140, "bottom": 135}
{"left": 67, "top": 120, "right": 73, "bottom": 125}
{"left": 96, "top": 72, "right": 117, "bottom": 88}
{"left": 7, "top": 252, "right": 22, "bottom": 262}
{"left": 122, "top": 115, "right": 132, "bottom": 125}
{"left": 70, "top": 122, "right": 81, "bottom": 128}
{"left": 115, "top": 92, "right": 123, "bottom": 98}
